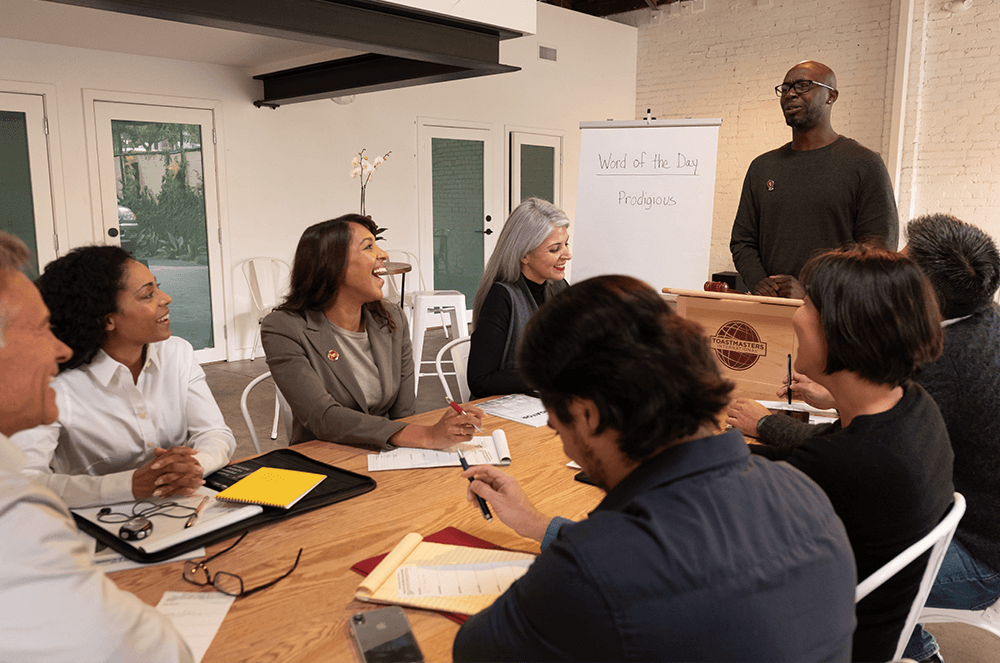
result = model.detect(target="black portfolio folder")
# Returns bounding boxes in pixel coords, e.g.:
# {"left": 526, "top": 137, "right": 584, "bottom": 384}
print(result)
{"left": 73, "top": 449, "right": 376, "bottom": 563}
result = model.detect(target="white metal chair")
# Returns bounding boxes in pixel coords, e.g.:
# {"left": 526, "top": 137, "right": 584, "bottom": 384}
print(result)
{"left": 383, "top": 248, "right": 453, "bottom": 334}
{"left": 240, "top": 257, "right": 290, "bottom": 361}
{"left": 918, "top": 586, "right": 1000, "bottom": 640}
{"left": 240, "top": 371, "right": 293, "bottom": 454}
{"left": 855, "top": 492, "right": 967, "bottom": 660}
{"left": 435, "top": 336, "right": 472, "bottom": 403}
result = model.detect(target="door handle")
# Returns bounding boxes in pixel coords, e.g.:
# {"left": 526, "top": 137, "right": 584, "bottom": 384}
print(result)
{"left": 474, "top": 228, "right": 494, "bottom": 235}
{"left": 108, "top": 227, "right": 119, "bottom": 238}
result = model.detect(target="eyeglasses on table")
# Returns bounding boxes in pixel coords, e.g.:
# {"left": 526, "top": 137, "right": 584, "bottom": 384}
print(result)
{"left": 182, "top": 531, "right": 303, "bottom": 598}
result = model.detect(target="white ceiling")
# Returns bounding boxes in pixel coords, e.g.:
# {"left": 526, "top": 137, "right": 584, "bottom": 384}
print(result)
{"left": 0, "top": 0, "right": 362, "bottom": 74}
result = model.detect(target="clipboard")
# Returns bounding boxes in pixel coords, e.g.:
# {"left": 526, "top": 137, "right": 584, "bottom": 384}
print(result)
{"left": 72, "top": 449, "right": 376, "bottom": 563}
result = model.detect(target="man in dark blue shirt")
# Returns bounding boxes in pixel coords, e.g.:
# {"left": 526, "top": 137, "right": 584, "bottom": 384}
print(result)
{"left": 455, "top": 275, "right": 857, "bottom": 662}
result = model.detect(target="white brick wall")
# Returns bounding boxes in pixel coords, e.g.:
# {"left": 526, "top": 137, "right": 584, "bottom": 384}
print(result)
{"left": 897, "top": 0, "right": 1000, "bottom": 240}
{"left": 614, "top": 0, "right": 1000, "bottom": 276}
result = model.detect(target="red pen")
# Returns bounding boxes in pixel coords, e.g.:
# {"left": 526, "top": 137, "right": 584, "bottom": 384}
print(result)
{"left": 445, "top": 397, "right": 483, "bottom": 432}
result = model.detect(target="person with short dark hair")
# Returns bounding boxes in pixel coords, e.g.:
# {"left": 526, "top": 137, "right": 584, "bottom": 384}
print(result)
{"left": 0, "top": 232, "right": 192, "bottom": 663}
{"left": 741, "top": 245, "right": 954, "bottom": 662}
{"left": 730, "top": 60, "right": 898, "bottom": 298}
{"left": 727, "top": 216, "right": 1000, "bottom": 663}
{"left": 262, "top": 214, "right": 482, "bottom": 449}
{"left": 453, "top": 275, "right": 857, "bottom": 662}
{"left": 11, "top": 245, "right": 235, "bottom": 508}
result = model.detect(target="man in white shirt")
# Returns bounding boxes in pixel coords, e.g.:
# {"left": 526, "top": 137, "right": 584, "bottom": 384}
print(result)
{"left": 0, "top": 232, "right": 193, "bottom": 663}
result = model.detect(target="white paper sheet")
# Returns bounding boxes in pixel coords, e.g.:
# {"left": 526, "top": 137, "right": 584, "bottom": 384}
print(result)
{"left": 757, "top": 400, "right": 839, "bottom": 425}
{"left": 367, "top": 430, "right": 510, "bottom": 471}
{"left": 396, "top": 560, "right": 533, "bottom": 597}
{"left": 478, "top": 394, "right": 549, "bottom": 427}
{"left": 156, "top": 591, "right": 235, "bottom": 663}
{"left": 72, "top": 487, "right": 262, "bottom": 554}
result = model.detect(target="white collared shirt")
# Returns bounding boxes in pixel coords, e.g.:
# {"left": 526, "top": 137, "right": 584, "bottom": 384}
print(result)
{"left": 0, "top": 433, "right": 193, "bottom": 663}
{"left": 11, "top": 336, "right": 235, "bottom": 508}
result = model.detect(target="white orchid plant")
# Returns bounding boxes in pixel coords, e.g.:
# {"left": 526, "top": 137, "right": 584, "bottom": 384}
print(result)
{"left": 351, "top": 148, "right": 391, "bottom": 217}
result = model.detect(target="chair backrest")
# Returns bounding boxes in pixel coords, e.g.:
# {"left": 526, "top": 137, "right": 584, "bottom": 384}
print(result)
{"left": 854, "top": 492, "right": 966, "bottom": 660}
{"left": 241, "top": 258, "right": 290, "bottom": 316}
{"left": 240, "top": 371, "right": 293, "bottom": 454}
{"left": 435, "top": 336, "right": 472, "bottom": 402}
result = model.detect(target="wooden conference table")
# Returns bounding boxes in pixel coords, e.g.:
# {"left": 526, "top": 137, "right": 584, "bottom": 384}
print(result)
{"left": 109, "top": 403, "right": 604, "bottom": 662}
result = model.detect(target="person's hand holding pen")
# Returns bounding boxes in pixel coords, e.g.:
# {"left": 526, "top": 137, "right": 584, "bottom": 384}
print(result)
{"left": 778, "top": 371, "right": 837, "bottom": 411}
{"left": 462, "top": 465, "right": 551, "bottom": 544}
{"left": 388, "top": 400, "right": 485, "bottom": 450}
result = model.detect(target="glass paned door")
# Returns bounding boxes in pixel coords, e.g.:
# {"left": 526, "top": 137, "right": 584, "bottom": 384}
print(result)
{"left": 510, "top": 131, "right": 562, "bottom": 210}
{"left": 431, "top": 137, "right": 485, "bottom": 307}
{"left": 93, "top": 102, "right": 225, "bottom": 362}
{"left": 0, "top": 92, "right": 56, "bottom": 274}
{"left": 418, "top": 122, "right": 495, "bottom": 311}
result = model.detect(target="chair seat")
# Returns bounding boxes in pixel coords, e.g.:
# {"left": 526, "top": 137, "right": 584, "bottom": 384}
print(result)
{"left": 919, "top": 598, "right": 1000, "bottom": 639}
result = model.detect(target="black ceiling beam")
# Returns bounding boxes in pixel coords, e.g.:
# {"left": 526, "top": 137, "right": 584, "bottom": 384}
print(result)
{"left": 42, "top": 0, "right": 526, "bottom": 106}
{"left": 42, "top": 0, "right": 520, "bottom": 67}
{"left": 253, "top": 54, "right": 519, "bottom": 107}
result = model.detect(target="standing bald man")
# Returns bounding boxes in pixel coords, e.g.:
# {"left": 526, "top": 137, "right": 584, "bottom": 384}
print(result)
{"left": 730, "top": 61, "right": 898, "bottom": 298}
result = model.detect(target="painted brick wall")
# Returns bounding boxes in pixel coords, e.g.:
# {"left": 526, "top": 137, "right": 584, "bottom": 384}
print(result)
{"left": 897, "top": 0, "right": 1000, "bottom": 239}
{"left": 615, "top": 0, "right": 999, "bottom": 278}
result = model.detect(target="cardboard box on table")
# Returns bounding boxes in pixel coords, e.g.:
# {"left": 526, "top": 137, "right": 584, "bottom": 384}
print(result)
{"left": 662, "top": 288, "right": 804, "bottom": 401}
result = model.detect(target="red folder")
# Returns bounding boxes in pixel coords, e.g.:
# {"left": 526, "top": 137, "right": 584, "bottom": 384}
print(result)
{"left": 351, "top": 527, "right": 509, "bottom": 624}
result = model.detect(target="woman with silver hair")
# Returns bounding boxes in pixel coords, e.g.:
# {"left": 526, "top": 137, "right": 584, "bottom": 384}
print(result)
{"left": 468, "top": 198, "right": 572, "bottom": 398}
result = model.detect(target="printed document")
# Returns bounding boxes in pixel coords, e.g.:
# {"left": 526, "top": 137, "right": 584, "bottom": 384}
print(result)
{"left": 368, "top": 430, "right": 510, "bottom": 471}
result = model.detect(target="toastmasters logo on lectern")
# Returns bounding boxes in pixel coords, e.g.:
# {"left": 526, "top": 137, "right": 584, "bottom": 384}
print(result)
{"left": 710, "top": 321, "right": 767, "bottom": 371}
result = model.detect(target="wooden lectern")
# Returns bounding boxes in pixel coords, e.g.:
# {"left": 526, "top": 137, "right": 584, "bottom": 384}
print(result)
{"left": 663, "top": 288, "right": 804, "bottom": 401}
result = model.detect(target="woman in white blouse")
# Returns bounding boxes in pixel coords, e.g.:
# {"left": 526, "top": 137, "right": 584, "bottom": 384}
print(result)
{"left": 11, "top": 246, "right": 235, "bottom": 508}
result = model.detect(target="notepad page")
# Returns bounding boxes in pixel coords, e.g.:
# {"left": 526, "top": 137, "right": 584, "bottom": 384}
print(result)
{"left": 356, "top": 537, "right": 535, "bottom": 615}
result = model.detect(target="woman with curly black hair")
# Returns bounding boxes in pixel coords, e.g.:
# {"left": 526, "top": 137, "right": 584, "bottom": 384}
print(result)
{"left": 11, "top": 245, "right": 235, "bottom": 508}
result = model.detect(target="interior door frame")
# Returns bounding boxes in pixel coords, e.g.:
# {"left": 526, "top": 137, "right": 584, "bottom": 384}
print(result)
{"left": 0, "top": 80, "right": 70, "bottom": 269}
{"left": 416, "top": 117, "right": 497, "bottom": 301}
{"left": 506, "top": 125, "right": 564, "bottom": 218}
{"left": 83, "top": 90, "right": 233, "bottom": 363}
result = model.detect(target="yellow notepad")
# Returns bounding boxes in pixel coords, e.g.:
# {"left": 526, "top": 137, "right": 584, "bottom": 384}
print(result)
{"left": 356, "top": 533, "right": 536, "bottom": 615}
{"left": 215, "top": 467, "right": 325, "bottom": 509}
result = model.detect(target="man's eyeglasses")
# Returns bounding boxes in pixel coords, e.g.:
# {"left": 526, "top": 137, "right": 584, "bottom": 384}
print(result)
{"left": 183, "top": 531, "right": 303, "bottom": 598}
{"left": 775, "top": 80, "right": 836, "bottom": 97}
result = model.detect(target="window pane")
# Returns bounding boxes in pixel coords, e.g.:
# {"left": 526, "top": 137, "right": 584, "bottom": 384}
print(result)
{"left": 519, "top": 144, "right": 555, "bottom": 204}
{"left": 431, "top": 137, "right": 484, "bottom": 309}
{"left": 111, "top": 120, "right": 213, "bottom": 350}
{"left": 0, "top": 111, "right": 39, "bottom": 275}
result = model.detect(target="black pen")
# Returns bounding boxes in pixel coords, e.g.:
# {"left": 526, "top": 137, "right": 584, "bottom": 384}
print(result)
{"left": 458, "top": 450, "right": 492, "bottom": 522}
{"left": 787, "top": 354, "right": 793, "bottom": 405}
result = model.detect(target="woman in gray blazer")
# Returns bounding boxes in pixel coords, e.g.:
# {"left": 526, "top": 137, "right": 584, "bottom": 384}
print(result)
{"left": 262, "top": 214, "right": 482, "bottom": 449}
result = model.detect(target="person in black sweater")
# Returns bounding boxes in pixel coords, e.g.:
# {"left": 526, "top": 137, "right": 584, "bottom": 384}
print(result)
{"left": 468, "top": 198, "right": 571, "bottom": 398}
{"left": 746, "top": 244, "right": 954, "bottom": 662}
{"left": 732, "top": 215, "right": 1000, "bottom": 663}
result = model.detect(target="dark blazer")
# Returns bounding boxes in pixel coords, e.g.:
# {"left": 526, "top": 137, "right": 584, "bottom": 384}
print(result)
{"left": 261, "top": 303, "right": 414, "bottom": 448}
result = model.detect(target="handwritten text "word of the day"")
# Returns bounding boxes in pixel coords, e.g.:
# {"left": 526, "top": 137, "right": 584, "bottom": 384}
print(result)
{"left": 597, "top": 152, "right": 699, "bottom": 176}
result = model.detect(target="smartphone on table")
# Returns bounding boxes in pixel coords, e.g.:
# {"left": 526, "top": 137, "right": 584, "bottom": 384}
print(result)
{"left": 349, "top": 606, "right": 424, "bottom": 663}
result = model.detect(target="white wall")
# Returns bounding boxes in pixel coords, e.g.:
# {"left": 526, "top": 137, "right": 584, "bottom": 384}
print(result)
{"left": 1, "top": 2, "right": 637, "bottom": 359}
{"left": 614, "top": 0, "right": 1000, "bottom": 281}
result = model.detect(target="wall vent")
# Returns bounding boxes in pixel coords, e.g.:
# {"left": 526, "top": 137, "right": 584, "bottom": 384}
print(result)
{"left": 539, "top": 45, "right": 557, "bottom": 62}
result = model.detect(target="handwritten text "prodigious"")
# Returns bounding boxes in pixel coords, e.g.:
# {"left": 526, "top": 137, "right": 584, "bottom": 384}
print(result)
{"left": 619, "top": 191, "right": 677, "bottom": 209}
{"left": 597, "top": 152, "right": 699, "bottom": 175}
